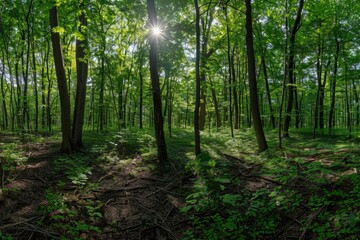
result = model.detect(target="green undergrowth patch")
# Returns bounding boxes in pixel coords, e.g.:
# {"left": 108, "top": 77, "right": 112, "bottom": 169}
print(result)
{"left": 181, "top": 129, "right": 360, "bottom": 239}
{"left": 38, "top": 149, "right": 105, "bottom": 238}
{"left": 0, "top": 141, "right": 27, "bottom": 189}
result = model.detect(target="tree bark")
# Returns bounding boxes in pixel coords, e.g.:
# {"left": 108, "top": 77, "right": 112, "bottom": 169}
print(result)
{"left": 194, "top": 0, "right": 201, "bottom": 155}
{"left": 50, "top": 4, "right": 73, "bottom": 153}
{"left": 261, "top": 56, "right": 276, "bottom": 129}
{"left": 283, "top": 0, "right": 304, "bottom": 137}
{"left": 209, "top": 78, "right": 221, "bottom": 129}
{"left": 72, "top": 1, "right": 89, "bottom": 148}
{"left": 147, "top": 0, "right": 168, "bottom": 162}
{"left": 245, "top": 0, "right": 268, "bottom": 152}
{"left": 329, "top": 40, "right": 340, "bottom": 131}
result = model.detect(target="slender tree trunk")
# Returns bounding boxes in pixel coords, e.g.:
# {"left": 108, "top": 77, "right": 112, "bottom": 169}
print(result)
{"left": 99, "top": 45, "right": 105, "bottom": 131}
{"left": 231, "top": 49, "right": 239, "bottom": 130}
{"left": 194, "top": 0, "right": 201, "bottom": 155}
{"left": 41, "top": 53, "right": 46, "bottom": 129}
{"left": 329, "top": 40, "right": 340, "bottom": 131}
{"left": 320, "top": 60, "right": 330, "bottom": 129}
{"left": 0, "top": 50, "right": 8, "bottom": 129}
{"left": 352, "top": 70, "right": 359, "bottom": 127}
{"left": 283, "top": 0, "right": 304, "bottom": 137}
{"left": 139, "top": 50, "right": 144, "bottom": 129}
{"left": 147, "top": 0, "right": 167, "bottom": 162}
{"left": 278, "top": 0, "right": 288, "bottom": 148}
{"left": 32, "top": 32, "right": 39, "bottom": 131}
{"left": 72, "top": 1, "right": 88, "bottom": 148}
{"left": 224, "top": 6, "right": 234, "bottom": 137}
{"left": 245, "top": 0, "right": 268, "bottom": 152}
{"left": 23, "top": 1, "right": 33, "bottom": 130}
{"left": 209, "top": 78, "right": 221, "bottom": 129}
{"left": 313, "top": 43, "right": 322, "bottom": 137}
{"left": 198, "top": 5, "right": 214, "bottom": 131}
{"left": 50, "top": 4, "right": 73, "bottom": 153}
{"left": 261, "top": 56, "right": 276, "bottom": 129}
{"left": 46, "top": 40, "right": 53, "bottom": 132}
{"left": 345, "top": 65, "right": 351, "bottom": 136}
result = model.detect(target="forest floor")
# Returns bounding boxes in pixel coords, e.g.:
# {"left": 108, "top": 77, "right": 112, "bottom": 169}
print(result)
{"left": 0, "top": 128, "right": 359, "bottom": 239}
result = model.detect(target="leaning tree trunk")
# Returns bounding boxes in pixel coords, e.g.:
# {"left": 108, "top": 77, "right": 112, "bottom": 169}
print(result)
{"left": 245, "top": 0, "right": 268, "bottom": 152}
{"left": 261, "top": 56, "right": 276, "bottom": 129}
{"left": 147, "top": 0, "right": 168, "bottom": 162}
{"left": 50, "top": 4, "right": 73, "bottom": 153}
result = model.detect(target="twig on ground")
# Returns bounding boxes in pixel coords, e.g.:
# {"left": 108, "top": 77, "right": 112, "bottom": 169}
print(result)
{"left": 299, "top": 205, "right": 326, "bottom": 240}
{"left": 145, "top": 180, "right": 175, "bottom": 198}
{"left": 0, "top": 217, "right": 38, "bottom": 230}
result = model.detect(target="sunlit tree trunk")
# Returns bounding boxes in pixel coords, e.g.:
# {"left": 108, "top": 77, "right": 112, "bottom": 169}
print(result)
{"left": 209, "top": 78, "right": 221, "bottom": 129}
{"left": 32, "top": 31, "right": 39, "bottom": 132}
{"left": 245, "top": 0, "right": 268, "bottom": 152}
{"left": 261, "top": 56, "right": 276, "bottom": 129}
{"left": 283, "top": 0, "right": 304, "bottom": 137}
{"left": 224, "top": 5, "right": 234, "bottom": 137}
{"left": 231, "top": 48, "right": 239, "bottom": 130}
{"left": 50, "top": 4, "right": 73, "bottom": 153}
{"left": 72, "top": 0, "right": 89, "bottom": 148}
{"left": 329, "top": 40, "right": 340, "bottom": 131}
{"left": 147, "top": 0, "right": 167, "bottom": 162}
{"left": 0, "top": 50, "right": 8, "bottom": 129}
{"left": 139, "top": 49, "right": 144, "bottom": 129}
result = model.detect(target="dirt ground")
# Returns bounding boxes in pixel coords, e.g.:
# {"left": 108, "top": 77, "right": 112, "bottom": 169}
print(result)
{"left": 0, "top": 133, "right": 189, "bottom": 239}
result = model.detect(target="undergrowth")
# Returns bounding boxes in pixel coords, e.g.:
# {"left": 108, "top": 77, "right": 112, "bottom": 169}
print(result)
{"left": 181, "top": 129, "right": 360, "bottom": 239}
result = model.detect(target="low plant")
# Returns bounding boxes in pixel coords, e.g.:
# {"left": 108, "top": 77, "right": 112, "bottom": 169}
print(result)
{"left": 182, "top": 152, "right": 281, "bottom": 239}
{"left": 38, "top": 191, "right": 101, "bottom": 238}
{"left": 53, "top": 154, "right": 92, "bottom": 187}
{"left": 0, "top": 143, "right": 27, "bottom": 187}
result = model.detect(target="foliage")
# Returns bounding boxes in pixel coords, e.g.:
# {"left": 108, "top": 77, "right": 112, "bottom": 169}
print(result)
{"left": 53, "top": 153, "right": 93, "bottom": 187}
{"left": 182, "top": 151, "right": 280, "bottom": 239}
{"left": 37, "top": 191, "right": 101, "bottom": 238}
{"left": 0, "top": 142, "right": 27, "bottom": 187}
{"left": 181, "top": 130, "right": 360, "bottom": 239}
{"left": 110, "top": 129, "right": 156, "bottom": 158}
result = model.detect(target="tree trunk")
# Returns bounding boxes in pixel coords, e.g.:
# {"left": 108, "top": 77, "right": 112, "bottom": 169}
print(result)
{"left": 194, "top": 0, "right": 201, "bottom": 155}
{"left": 231, "top": 50, "right": 239, "bottom": 129}
{"left": 209, "top": 78, "right": 221, "bottom": 129}
{"left": 139, "top": 50, "right": 144, "bottom": 129}
{"left": 329, "top": 40, "right": 340, "bottom": 131}
{"left": 261, "top": 56, "right": 276, "bottom": 129}
{"left": 320, "top": 60, "right": 330, "bottom": 129}
{"left": 245, "top": 0, "right": 268, "bottom": 152}
{"left": 278, "top": 17, "right": 287, "bottom": 148}
{"left": 147, "top": 0, "right": 168, "bottom": 162}
{"left": 0, "top": 50, "right": 8, "bottom": 129}
{"left": 283, "top": 0, "right": 304, "bottom": 137}
{"left": 224, "top": 6, "right": 234, "bottom": 137}
{"left": 352, "top": 70, "right": 359, "bottom": 127}
{"left": 72, "top": 1, "right": 88, "bottom": 148}
{"left": 50, "top": 4, "right": 73, "bottom": 153}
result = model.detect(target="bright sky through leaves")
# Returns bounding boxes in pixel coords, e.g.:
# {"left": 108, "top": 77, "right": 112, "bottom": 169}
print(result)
{"left": 149, "top": 25, "right": 164, "bottom": 39}
{"left": 152, "top": 26, "right": 161, "bottom": 36}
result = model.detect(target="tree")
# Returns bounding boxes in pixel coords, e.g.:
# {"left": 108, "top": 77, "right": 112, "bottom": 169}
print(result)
{"left": 50, "top": 3, "right": 74, "bottom": 153}
{"left": 245, "top": 0, "right": 268, "bottom": 152}
{"left": 72, "top": 0, "right": 89, "bottom": 148}
{"left": 283, "top": 0, "right": 305, "bottom": 137}
{"left": 194, "top": 0, "right": 201, "bottom": 156}
{"left": 147, "top": 0, "right": 167, "bottom": 162}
